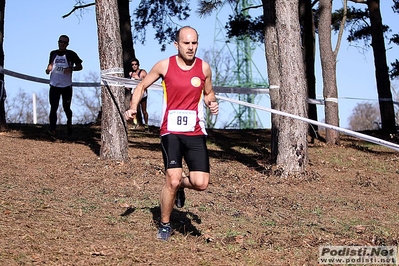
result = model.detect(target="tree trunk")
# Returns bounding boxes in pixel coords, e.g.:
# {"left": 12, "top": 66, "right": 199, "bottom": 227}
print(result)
{"left": 263, "top": 0, "right": 280, "bottom": 162}
{"left": 118, "top": 0, "right": 136, "bottom": 79}
{"left": 96, "top": 0, "right": 129, "bottom": 161}
{"left": 118, "top": 0, "right": 143, "bottom": 125}
{"left": 0, "top": 0, "right": 6, "bottom": 132}
{"left": 275, "top": 0, "right": 308, "bottom": 175}
{"left": 319, "top": 0, "right": 340, "bottom": 145}
{"left": 300, "top": 0, "right": 320, "bottom": 142}
{"left": 368, "top": 0, "right": 396, "bottom": 132}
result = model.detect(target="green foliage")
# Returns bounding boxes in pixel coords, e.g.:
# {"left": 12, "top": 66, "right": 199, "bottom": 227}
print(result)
{"left": 133, "top": 0, "right": 191, "bottom": 51}
{"left": 391, "top": 0, "right": 399, "bottom": 77}
{"left": 391, "top": 59, "right": 399, "bottom": 78}
{"left": 331, "top": 3, "right": 398, "bottom": 78}
{"left": 391, "top": 33, "right": 399, "bottom": 45}
{"left": 330, "top": 7, "right": 369, "bottom": 33}
{"left": 133, "top": 0, "right": 265, "bottom": 50}
{"left": 330, "top": 7, "right": 391, "bottom": 44}
{"left": 225, "top": 13, "right": 264, "bottom": 43}
{"left": 197, "top": 0, "right": 224, "bottom": 17}
{"left": 394, "top": 0, "right": 399, "bottom": 12}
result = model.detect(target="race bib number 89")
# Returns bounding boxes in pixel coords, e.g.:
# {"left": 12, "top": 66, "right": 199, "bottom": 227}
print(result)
{"left": 167, "top": 110, "right": 196, "bottom": 132}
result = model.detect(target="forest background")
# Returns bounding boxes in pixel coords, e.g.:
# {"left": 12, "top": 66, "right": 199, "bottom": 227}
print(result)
{"left": 3, "top": 0, "right": 399, "bottom": 130}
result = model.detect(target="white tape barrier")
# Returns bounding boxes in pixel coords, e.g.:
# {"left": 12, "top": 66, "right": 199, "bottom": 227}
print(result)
{"left": 100, "top": 73, "right": 164, "bottom": 90}
{"left": 216, "top": 95, "right": 399, "bottom": 152}
{"left": 0, "top": 66, "right": 162, "bottom": 90}
{"left": 2, "top": 66, "right": 399, "bottom": 151}
{"left": 100, "top": 73, "right": 274, "bottom": 95}
{"left": 311, "top": 97, "right": 399, "bottom": 106}
{"left": 0, "top": 66, "right": 100, "bottom": 87}
{"left": 1, "top": 66, "right": 272, "bottom": 94}
{"left": 2, "top": 66, "right": 399, "bottom": 105}
{"left": 6, "top": 66, "right": 397, "bottom": 104}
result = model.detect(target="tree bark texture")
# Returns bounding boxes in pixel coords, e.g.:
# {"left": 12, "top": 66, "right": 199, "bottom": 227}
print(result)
{"left": 275, "top": 0, "right": 308, "bottom": 175}
{"left": 368, "top": 0, "right": 396, "bottom": 132}
{"left": 118, "top": 0, "right": 135, "bottom": 79}
{"left": 263, "top": 0, "right": 280, "bottom": 162}
{"left": 96, "top": 0, "right": 129, "bottom": 161}
{"left": 0, "top": 0, "right": 7, "bottom": 132}
{"left": 117, "top": 0, "right": 143, "bottom": 124}
{"left": 319, "top": 0, "right": 340, "bottom": 145}
{"left": 299, "top": 0, "right": 319, "bottom": 142}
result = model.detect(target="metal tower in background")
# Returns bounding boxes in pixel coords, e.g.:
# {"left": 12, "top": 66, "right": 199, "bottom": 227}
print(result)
{"left": 212, "top": 0, "right": 268, "bottom": 129}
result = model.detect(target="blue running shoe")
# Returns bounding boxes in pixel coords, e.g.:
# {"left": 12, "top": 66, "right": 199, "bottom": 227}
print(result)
{"left": 157, "top": 224, "right": 172, "bottom": 241}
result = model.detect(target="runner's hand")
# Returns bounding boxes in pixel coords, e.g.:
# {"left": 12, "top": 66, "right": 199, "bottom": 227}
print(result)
{"left": 208, "top": 101, "right": 219, "bottom": 115}
{"left": 124, "top": 109, "right": 137, "bottom": 121}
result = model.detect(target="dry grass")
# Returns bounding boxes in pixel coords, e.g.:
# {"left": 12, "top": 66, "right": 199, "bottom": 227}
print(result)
{"left": 0, "top": 123, "right": 398, "bottom": 265}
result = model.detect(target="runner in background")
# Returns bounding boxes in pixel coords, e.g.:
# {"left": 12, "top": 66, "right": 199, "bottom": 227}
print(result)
{"left": 128, "top": 58, "right": 148, "bottom": 131}
{"left": 45, "top": 34, "right": 83, "bottom": 137}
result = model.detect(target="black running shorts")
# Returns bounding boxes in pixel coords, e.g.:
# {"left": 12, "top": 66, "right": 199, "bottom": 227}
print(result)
{"left": 161, "top": 134, "right": 210, "bottom": 173}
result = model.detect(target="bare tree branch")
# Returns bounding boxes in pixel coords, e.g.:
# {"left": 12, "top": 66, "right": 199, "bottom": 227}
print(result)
{"left": 242, "top": 5, "right": 263, "bottom": 12}
{"left": 334, "top": 0, "right": 348, "bottom": 56}
{"left": 62, "top": 3, "right": 95, "bottom": 19}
